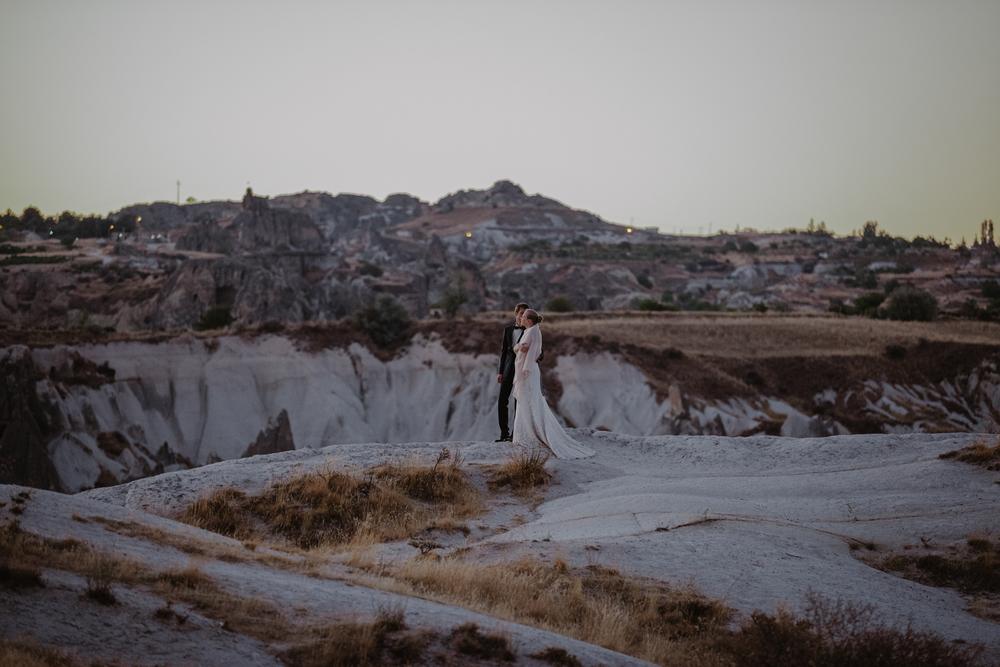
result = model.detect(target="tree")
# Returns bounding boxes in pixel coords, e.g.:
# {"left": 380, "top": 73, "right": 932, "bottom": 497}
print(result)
{"left": 21, "top": 206, "right": 44, "bottom": 230}
{"left": 881, "top": 287, "right": 937, "bottom": 321}
{"left": 634, "top": 298, "right": 672, "bottom": 311}
{"left": 195, "top": 306, "right": 234, "bottom": 331}
{"left": 439, "top": 277, "right": 468, "bottom": 317}
{"left": 545, "top": 296, "right": 574, "bottom": 313}
{"left": 354, "top": 295, "right": 412, "bottom": 347}
{"left": 853, "top": 292, "right": 885, "bottom": 317}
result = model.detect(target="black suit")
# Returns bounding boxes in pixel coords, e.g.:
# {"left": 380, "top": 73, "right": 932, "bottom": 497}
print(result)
{"left": 497, "top": 322, "right": 543, "bottom": 437}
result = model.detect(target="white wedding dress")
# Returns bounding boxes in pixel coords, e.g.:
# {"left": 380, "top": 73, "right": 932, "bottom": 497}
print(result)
{"left": 511, "top": 324, "right": 596, "bottom": 459}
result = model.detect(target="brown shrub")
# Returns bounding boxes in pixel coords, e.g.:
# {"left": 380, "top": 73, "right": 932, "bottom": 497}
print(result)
{"left": 488, "top": 450, "right": 552, "bottom": 492}
{"left": 178, "top": 487, "right": 255, "bottom": 540}
{"left": 939, "top": 436, "right": 1000, "bottom": 471}
{"left": 390, "top": 557, "right": 730, "bottom": 664}
{"left": 723, "top": 594, "right": 983, "bottom": 667}
{"left": 179, "top": 460, "right": 481, "bottom": 550}
{"left": 448, "top": 623, "right": 514, "bottom": 662}
{"left": 282, "top": 608, "right": 432, "bottom": 667}
{"left": 0, "top": 639, "right": 83, "bottom": 667}
{"left": 879, "top": 539, "right": 999, "bottom": 594}
{"left": 0, "top": 519, "right": 296, "bottom": 646}
{"left": 83, "top": 555, "right": 118, "bottom": 606}
{"left": 0, "top": 562, "right": 44, "bottom": 590}
{"left": 530, "top": 646, "right": 582, "bottom": 666}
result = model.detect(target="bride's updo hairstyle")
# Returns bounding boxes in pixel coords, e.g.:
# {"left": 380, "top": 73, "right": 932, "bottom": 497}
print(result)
{"left": 523, "top": 309, "right": 543, "bottom": 325}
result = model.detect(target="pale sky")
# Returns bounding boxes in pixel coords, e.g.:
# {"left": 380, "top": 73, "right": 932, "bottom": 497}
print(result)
{"left": 1, "top": 0, "right": 998, "bottom": 239}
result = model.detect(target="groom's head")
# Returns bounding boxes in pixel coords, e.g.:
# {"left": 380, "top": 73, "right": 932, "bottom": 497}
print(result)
{"left": 514, "top": 302, "right": 530, "bottom": 325}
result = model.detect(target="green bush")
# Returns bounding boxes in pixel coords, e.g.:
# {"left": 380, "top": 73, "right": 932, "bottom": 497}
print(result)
{"left": 359, "top": 261, "right": 383, "bottom": 277}
{"left": 195, "top": 306, "right": 234, "bottom": 331}
{"left": 354, "top": 295, "right": 412, "bottom": 347}
{"left": 982, "top": 280, "right": 1000, "bottom": 300}
{"left": 634, "top": 298, "right": 672, "bottom": 312}
{"left": 881, "top": 287, "right": 938, "bottom": 321}
{"left": 439, "top": 277, "right": 468, "bottom": 317}
{"left": 0, "top": 254, "right": 68, "bottom": 266}
{"left": 546, "top": 296, "right": 574, "bottom": 313}
{"left": 853, "top": 292, "right": 885, "bottom": 317}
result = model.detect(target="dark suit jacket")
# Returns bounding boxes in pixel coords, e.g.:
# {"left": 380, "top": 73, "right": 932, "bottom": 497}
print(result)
{"left": 498, "top": 323, "right": 542, "bottom": 376}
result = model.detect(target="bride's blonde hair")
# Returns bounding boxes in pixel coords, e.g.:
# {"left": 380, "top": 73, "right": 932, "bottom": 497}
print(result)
{"left": 522, "top": 309, "right": 543, "bottom": 325}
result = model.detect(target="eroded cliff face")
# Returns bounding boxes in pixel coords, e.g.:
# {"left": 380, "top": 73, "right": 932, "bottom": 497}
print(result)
{"left": 3, "top": 333, "right": 998, "bottom": 492}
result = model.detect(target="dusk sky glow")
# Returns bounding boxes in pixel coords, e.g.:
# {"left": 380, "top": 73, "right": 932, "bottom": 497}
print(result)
{"left": 2, "top": 0, "right": 998, "bottom": 240}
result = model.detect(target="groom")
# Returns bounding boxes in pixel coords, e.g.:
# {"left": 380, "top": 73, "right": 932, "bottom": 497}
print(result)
{"left": 496, "top": 302, "right": 541, "bottom": 442}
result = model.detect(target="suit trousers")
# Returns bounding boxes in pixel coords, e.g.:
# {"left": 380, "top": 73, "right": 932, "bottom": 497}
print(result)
{"left": 498, "top": 366, "right": 516, "bottom": 436}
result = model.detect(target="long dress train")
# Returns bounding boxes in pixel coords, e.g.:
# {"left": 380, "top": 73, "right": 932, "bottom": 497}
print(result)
{"left": 511, "top": 324, "right": 595, "bottom": 459}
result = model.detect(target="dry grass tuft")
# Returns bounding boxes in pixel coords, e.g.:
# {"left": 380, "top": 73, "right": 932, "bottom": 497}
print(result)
{"left": 179, "top": 457, "right": 481, "bottom": 550}
{"left": 0, "top": 518, "right": 299, "bottom": 645}
{"left": 879, "top": 537, "right": 999, "bottom": 594}
{"left": 376, "top": 556, "right": 984, "bottom": 666}
{"left": 488, "top": 449, "right": 552, "bottom": 492}
{"left": 152, "top": 602, "right": 188, "bottom": 626}
{"left": 939, "top": 436, "right": 1000, "bottom": 471}
{"left": 723, "top": 594, "right": 983, "bottom": 667}
{"left": 0, "top": 639, "right": 83, "bottom": 667}
{"left": 530, "top": 646, "right": 583, "bottom": 666}
{"left": 177, "top": 488, "right": 256, "bottom": 541}
{"left": 281, "top": 608, "right": 434, "bottom": 667}
{"left": 373, "top": 449, "right": 477, "bottom": 505}
{"left": 388, "top": 556, "right": 730, "bottom": 664}
{"left": 0, "top": 562, "right": 44, "bottom": 590}
{"left": 447, "top": 623, "right": 514, "bottom": 662}
{"left": 83, "top": 554, "right": 118, "bottom": 605}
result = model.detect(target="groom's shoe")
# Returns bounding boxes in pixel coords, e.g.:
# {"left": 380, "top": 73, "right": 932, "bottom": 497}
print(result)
{"left": 503, "top": 435, "right": 514, "bottom": 442}
{"left": 495, "top": 434, "right": 510, "bottom": 442}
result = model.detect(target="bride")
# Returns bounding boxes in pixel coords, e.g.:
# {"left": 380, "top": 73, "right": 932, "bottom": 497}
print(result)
{"left": 511, "top": 309, "right": 596, "bottom": 459}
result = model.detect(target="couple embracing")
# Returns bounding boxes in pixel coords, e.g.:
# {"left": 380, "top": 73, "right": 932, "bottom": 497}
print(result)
{"left": 495, "top": 303, "right": 595, "bottom": 459}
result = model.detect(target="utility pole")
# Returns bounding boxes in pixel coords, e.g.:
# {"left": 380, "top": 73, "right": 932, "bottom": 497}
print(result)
{"left": 176, "top": 180, "right": 180, "bottom": 205}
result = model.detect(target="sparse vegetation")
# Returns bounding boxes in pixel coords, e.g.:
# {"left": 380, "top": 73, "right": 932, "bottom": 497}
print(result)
{"left": 723, "top": 595, "right": 980, "bottom": 667}
{"left": 545, "top": 296, "right": 574, "bottom": 313}
{"left": 882, "top": 286, "right": 938, "bottom": 321}
{"left": 939, "top": 436, "right": 1000, "bottom": 471}
{"left": 878, "top": 536, "right": 999, "bottom": 594}
{"left": 488, "top": 450, "right": 551, "bottom": 492}
{"left": 282, "top": 608, "right": 434, "bottom": 667}
{"left": 354, "top": 295, "right": 412, "bottom": 348}
{"left": 530, "top": 646, "right": 583, "bottom": 666}
{"left": 358, "top": 261, "right": 383, "bottom": 277}
{"left": 884, "top": 343, "right": 907, "bottom": 360}
{"left": 0, "top": 561, "right": 44, "bottom": 590}
{"left": 439, "top": 276, "right": 469, "bottom": 317}
{"left": 376, "top": 556, "right": 983, "bottom": 666}
{"left": 83, "top": 554, "right": 119, "bottom": 605}
{"left": 0, "top": 518, "right": 295, "bottom": 644}
{"left": 388, "top": 557, "right": 731, "bottom": 664}
{"left": 448, "top": 623, "right": 514, "bottom": 662}
{"left": 0, "top": 254, "right": 69, "bottom": 266}
{"left": 0, "top": 639, "right": 84, "bottom": 667}
{"left": 633, "top": 297, "right": 673, "bottom": 312}
{"left": 180, "top": 455, "right": 481, "bottom": 549}
{"left": 194, "top": 306, "right": 234, "bottom": 331}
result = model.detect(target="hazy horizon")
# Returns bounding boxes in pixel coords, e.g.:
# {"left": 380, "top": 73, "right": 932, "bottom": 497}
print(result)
{"left": 2, "top": 0, "right": 998, "bottom": 240}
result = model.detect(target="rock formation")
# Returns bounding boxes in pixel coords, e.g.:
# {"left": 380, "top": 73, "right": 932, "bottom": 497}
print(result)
{"left": 242, "top": 409, "right": 295, "bottom": 458}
